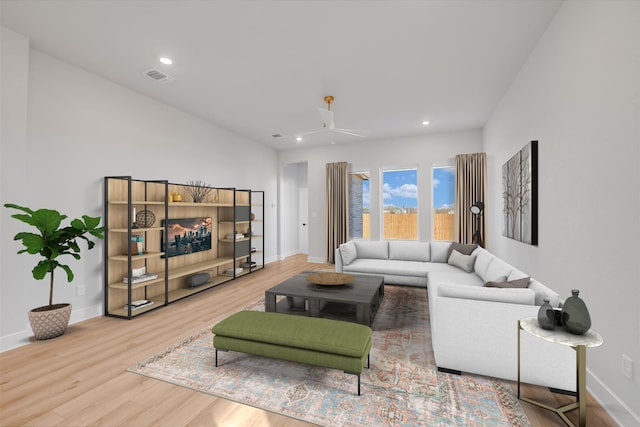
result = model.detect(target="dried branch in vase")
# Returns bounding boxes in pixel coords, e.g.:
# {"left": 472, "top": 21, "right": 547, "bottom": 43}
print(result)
{"left": 183, "top": 180, "right": 213, "bottom": 203}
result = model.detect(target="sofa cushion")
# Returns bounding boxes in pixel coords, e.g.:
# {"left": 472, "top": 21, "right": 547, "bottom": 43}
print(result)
{"left": 447, "top": 250, "right": 477, "bottom": 273}
{"left": 339, "top": 241, "right": 357, "bottom": 265}
{"left": 428, "top": 270, "right": 485, "bottom": 288}
{"left": 447, "top": 242, "right": 478, "bottom": 259}
{"left": 473, "top": 248, "right": 494, "bottom": 281}
{"left": 437, "top": 282, "right": 535, "bottom": 305}
{"left": 529, "top": 280, "right": 561, "bottom": 307}
{"left": 343, "top": 259, "right": 431, "bottom": 277}
{"left": 485, "top": 277, "right": 530, "bottom": 288}
{"left": 484, "top": 257, "right": 514, "bottom": 282}
{"left": 389, "top": 240, "right": 430, "bottom": 262}
{"left": 430, "top": 241, "right": 452, "bottom": 263}
{"left": 354, "top": 240, "right": 388, "bottom": 259}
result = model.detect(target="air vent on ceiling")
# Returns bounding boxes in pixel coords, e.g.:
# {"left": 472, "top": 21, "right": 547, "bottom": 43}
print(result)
{"left": 143, "top": 68, "right": 176, "bottom": 83}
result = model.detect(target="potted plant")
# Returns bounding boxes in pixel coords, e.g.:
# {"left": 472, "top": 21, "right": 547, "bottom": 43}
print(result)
{"left": 4, "top": 203, "right": 105, "bottom": 340}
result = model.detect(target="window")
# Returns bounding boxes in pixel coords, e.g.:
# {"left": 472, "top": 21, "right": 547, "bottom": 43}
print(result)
{"left": 349, "top": 172, "right": 370, "bottom": 239}
{"left": 382, "top": 168, "right": 418, "bottom": 240}
{"left": 432, "top": 166, "right": 455, "bottom": 240}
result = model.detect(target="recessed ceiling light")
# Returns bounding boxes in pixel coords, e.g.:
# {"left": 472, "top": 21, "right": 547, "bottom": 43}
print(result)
{"left": 159, "top": 57, "right": 173, "bottom": 65}
{"left": 296, "top": 137, "right": 303, "bottom": 142}
{"left": 421, "top": 120, "right": 430, "bottom": 126}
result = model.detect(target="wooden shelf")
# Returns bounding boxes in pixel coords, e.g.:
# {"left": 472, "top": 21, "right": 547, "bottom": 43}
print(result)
{"left": 108, "top": 295, "right": 165, "bottom": 317}
{"left": 108, "top": 275, "right": 165, "bottom": 290}
{"left": 169, "top": 202, "right": 233, "bottom": 207}
{"left": 109, "top": 201, "right": 165, "bottom": 205}
{"left": 167, "top": 257, "right": 234, "bottom": 280}
{"left": 105, "top": 177, "right": 265, "bottom": 319}
{"left": 109, "top": 227, "right": 164, "bottom": 233}
{"left": 167, "top": 276, "right": 234, "bottom": 302}
{"left": 109, "top": 251, "right": 164, "bottom": 261}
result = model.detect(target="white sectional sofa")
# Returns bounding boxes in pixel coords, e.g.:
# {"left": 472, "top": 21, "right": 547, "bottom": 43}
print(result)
{"left": 335, "top": 239, "right": 576, "bottom": 392}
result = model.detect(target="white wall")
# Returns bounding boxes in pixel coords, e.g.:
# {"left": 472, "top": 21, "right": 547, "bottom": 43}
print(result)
{"left": 484, "top": 2, "right": 640, "bottom": 425}
{"left": 279, "top": 162, "right": 307, "bottom": 258}
{"left": 0, "top": 29, "right": 278, "bottom": 350}
{"left": 278, "top": 129, "right": 482, "bottom": 262}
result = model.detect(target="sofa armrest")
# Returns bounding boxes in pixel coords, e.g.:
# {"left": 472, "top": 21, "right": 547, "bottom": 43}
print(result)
{"left": 334, "top": 248, "right": 344, "bottom": 272}
{"left": 436, "top": 282, "right": 535, "bottom": 305}
{"left": 433, "top": 296, "right": 576, "bottom": 391}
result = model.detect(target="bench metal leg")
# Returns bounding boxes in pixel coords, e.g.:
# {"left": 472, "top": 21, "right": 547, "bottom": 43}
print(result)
{"left": 357, "top": 374, "right": 361, "bottom": 396}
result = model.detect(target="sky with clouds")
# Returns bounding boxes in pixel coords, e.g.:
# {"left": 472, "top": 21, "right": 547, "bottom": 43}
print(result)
{"left": 360, "top": 167, "right": 454, "bottom": 210}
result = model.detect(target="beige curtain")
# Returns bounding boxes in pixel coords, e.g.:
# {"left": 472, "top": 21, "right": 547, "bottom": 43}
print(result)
{"left": 326, "top": 161, "right": 349, "bottom": 263}
{"left": 455, "top": 153, "right": 487, "bottom": 246}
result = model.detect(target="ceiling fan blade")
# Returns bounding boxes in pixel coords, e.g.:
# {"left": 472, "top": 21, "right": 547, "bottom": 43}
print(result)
{"left": 331, "top": 128, "right": 368, "bottom": 137}
{"left": 296, "top": 127, "right": 326, "bottom": 136}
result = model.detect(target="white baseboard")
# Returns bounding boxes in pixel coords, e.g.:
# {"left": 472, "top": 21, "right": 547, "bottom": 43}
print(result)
{"left": 588, "top": 369, "right": 640, "bottom": 427}
{"left": 0, "top": 303, "right": 102, "bottom": 353}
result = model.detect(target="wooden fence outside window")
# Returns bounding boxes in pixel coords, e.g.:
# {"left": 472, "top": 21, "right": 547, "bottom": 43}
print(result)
{"left": 361, "top": 213, "right": 454, "bottom": 241}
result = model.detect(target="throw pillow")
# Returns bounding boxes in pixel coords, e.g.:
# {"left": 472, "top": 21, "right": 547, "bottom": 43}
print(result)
{"left": 447, "top": 242, "right": 478, "bottom": 260}
{"left": 339, "top": 241, "right": 357, "bottom": 265}
{"left": 484, "top": 277, "right": 530, "bottom": 288}
{"left": 485, "top": 275, "right": 508, "bottom": 285}
{"left": 447, "top": 249, "right": 477, "bottom": 273}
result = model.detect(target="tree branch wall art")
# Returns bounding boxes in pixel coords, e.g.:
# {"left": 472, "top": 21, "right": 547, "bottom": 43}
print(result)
{"left": 502, "top": 141, "right": 538, "bottom": 245}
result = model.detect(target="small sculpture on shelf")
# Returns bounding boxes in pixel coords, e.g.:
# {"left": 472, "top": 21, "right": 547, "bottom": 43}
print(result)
{"left": 184, "top": 180, "right": 213, "bottom": 203}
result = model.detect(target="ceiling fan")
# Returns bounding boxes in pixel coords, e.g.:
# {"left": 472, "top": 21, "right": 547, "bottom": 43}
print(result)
{"left": 297, "top": 96, "right": 368, "bottom": 139}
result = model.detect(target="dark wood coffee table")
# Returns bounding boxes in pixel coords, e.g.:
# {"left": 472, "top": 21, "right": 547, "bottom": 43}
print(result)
{"left": 265, "top": 272, "right": 384, "bottom": 326}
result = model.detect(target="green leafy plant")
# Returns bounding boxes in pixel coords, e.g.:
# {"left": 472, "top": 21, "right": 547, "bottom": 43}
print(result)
{"left": 4, "top": 203, "right": 105, "bottom": 307}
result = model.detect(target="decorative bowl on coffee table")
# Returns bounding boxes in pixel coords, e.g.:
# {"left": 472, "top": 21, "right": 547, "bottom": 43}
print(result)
{"left": 306, "top": 272, "right": 354, "bottom": 286}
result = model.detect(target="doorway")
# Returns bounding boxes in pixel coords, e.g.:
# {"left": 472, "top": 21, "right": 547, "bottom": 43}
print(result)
{"left": 298, "top": 187, "right": 308, "bottom": 253}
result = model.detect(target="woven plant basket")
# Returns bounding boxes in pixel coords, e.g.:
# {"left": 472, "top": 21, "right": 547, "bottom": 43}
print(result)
{"left": 28, "top": 303, "right": 72, "bottom": 340}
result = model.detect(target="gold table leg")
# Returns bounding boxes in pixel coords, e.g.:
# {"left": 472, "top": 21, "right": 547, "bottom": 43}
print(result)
{"left": 517, "top": 321, "right": 587, "bottom": 427}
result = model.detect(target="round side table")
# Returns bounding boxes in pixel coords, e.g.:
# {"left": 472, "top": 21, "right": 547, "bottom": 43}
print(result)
{"left": 517, "top": 317, "right": 603, "bottom": 427}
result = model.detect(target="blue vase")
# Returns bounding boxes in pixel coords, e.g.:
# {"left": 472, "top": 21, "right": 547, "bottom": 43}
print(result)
{"left": 561, "top": 289, "right": 591, "bottom": 335}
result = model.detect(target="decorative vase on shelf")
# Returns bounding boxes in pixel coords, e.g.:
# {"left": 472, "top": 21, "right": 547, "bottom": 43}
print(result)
{"left": 537, "top": 298, "right": 556, "bottom": 330}
{"left": 562, "top": 289, "right": 591, "bottom": 335}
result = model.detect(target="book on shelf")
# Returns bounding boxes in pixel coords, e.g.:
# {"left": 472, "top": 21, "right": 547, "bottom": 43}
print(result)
{"left": 123, "top": 273, "right": 158, "bottom": 284}
{"left": 130, "top": 234, "right": 143, "bottom": 255}
{"left": 124, "top": 299, "right": 153, "bottom": 310}
{"left": 226, "top": 233, "right": 244, "bottom": 240}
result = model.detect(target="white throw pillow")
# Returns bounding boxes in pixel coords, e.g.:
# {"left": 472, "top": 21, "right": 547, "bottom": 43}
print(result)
{"left": 389, "top": 241, "right": 430, "bottom": 262}
{"left": 473, "top": 249, "right": 494, "bottom": 281}
{"left": 339, "top": 241, "right": 357, "bottom": 265}
{"left": 485, "top": 258, "right": 514, "bottom": 282}
{"left": 447, "top": 249, "right": 477, "bottom": 273}
{"left": 354, "top": 240, "right": 388, "bottom": 259}
{"left": 430, "top": 241, "right": 452, "bottom": 263}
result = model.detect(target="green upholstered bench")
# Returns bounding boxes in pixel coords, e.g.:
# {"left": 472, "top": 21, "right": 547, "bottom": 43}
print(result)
{"left": 211, "top": 311, "right": 372, "bottom": 395}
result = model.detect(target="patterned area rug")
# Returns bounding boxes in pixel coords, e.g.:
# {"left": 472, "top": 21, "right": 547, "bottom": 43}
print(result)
{"left": 128, "top": 286, "right": 531, "bottom": 426}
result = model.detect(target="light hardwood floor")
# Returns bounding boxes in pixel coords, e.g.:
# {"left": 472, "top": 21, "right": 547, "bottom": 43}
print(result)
{"left": 0, "top": 254, "right": 617, "bottom": 426}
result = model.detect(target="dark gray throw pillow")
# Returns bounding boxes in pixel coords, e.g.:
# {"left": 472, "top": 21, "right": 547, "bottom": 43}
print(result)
{"left": 484, "top": 277, "right": 531, "bottom": 288}
{"left": 446, "top": 242, "right": 478, "bottom": 259}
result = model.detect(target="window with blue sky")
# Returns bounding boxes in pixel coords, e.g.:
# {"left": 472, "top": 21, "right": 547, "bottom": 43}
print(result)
{"left": 433, "top": 166, "right": 455, "bottom": 240}
{"left": 382, "top": 168, "right": 418, "bottom": 240}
